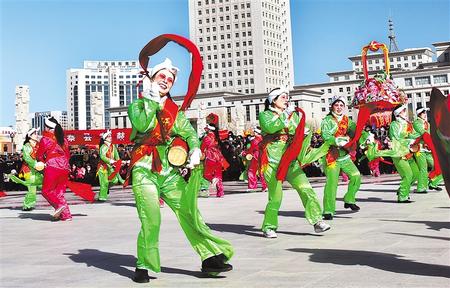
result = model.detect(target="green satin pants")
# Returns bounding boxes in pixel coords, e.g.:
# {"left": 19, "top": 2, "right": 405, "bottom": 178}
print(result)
{"left": 132, "top": 156, "right": 233, "bottom": 273}
{"left": 392, "top": 157, "right": 419, "bottom": 201}
{"left": 262, "top": 162, "right": 322, "bottom": 232}
{"left": 322, "top": 157, "right": 361, "bottom": 215}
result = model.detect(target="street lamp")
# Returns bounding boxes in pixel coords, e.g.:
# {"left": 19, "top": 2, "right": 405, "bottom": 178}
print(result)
{"left": 10, "top": 131, "right": 16, "bottom": 154}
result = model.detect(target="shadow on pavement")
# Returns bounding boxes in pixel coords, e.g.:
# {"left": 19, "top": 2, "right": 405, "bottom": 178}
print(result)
{"left": 380, "top": 219, "right": 450, "bottom": 231}
{"left": 387, "top": 232, "right": 450, "bottom": 241}
{"left": 287, "top": 248, "right": 450, "bottom": 278}
{"left": 65, "top": 249, "right": 216, "bottom": 279}
{"left": 208, "top": 223, "right": 323, "bottom": 238}
{"left": 111, "top": 202, "right": 135, "bottom": 207}
{"left": 338, "top": 197, "right": 399, "bottom": 204}
{"left": 207, "top": 223, "right": 262, "bottom": 238}
{"left": 18, "top": 213, "right": 87, "bottom": 221}
{"left": 255, "top": 209, "right": 357, "bottom": 219}
{"left": 358, "top": 188, "right": 396, "bottom": 193}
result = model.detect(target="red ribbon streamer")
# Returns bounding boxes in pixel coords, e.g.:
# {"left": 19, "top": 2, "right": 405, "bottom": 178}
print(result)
{"left": 138, "top": 34, "right": 203, "bottom": 111}
{"left": 276, "top": 108, "right": 306, "bottom": 181}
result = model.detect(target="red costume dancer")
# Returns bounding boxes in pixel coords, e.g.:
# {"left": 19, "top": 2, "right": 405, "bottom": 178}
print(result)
{"left": 36, "top": 117, "right": 72, "bottom": 221}
{"left": 201, "top": 113, "right": 229, "bottom": 197}
{"left": 242, "top": 127, "right": 267, "bottom": 192}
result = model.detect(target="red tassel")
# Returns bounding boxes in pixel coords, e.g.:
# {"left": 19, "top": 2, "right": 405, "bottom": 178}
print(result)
{"left": 0, "top": 191, "right": 7, "bottom": 197}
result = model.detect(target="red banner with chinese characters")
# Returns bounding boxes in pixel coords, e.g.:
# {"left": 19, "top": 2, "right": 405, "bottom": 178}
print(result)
{"left": 65, "top": 129, "right": 133, "bottom": 146}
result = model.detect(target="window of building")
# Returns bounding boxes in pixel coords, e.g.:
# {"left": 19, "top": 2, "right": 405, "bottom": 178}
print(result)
{"left": 434, "top": 74, "right": 448, "bottom": 84}
{"left": 327, "top": 88, "right": 332, "bottom": 93}
{"left": 405, "top": 78, "right": 413, "bottom": 86}
{"left": 333, "top": 76, "right": 339, "bottom": 81}
{"left": 415, "top": 76, "right": 431, "bottom": 85}
{"left": 246, "top": 105, "right": 251, "bottom": 121}
{"left": 339, "top": 87, "right": 343, "bottom": 92}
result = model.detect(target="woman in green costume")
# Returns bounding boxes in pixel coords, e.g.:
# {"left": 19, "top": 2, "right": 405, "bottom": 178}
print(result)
{"left": 320, "top": 96, "right": 361, "bottom": 220}
{"left": 259, "top": 87, "right": 331, "bottom": 238}
{"left": 96, "top": 130, "right": 124, "bottom": 202}
{"left": 389, "top": 105, "right": 420, "bottom": 203}
{"left": 127, "top": 58, "right": 233, "bottom": 283}
{"left": 10, "top": 128, "right": 43, "bottom": 211}
{"left": 413, "top": 105, "right": 443, "bottom": 192}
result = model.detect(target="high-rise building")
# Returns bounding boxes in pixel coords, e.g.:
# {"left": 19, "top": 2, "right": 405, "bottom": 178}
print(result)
{"left": 66, "top": 61, "right": 143, "bottom": 130}
{"left": 188, "top": 0, "right": 294, "bottom": 94}
{"left": 29, "top": 111, "right": 68, "bottom": 133}
{"left": 14, "top": 85, "right": 30, "bottom": 151}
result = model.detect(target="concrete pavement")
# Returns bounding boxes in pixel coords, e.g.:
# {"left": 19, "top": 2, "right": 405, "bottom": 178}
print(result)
{"left": 1, "top": 174, "right": 449, "bottom": 287}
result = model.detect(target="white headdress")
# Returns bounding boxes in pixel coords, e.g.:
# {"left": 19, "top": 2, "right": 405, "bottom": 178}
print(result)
{"left": 330, "top": 95, "right": 346, "bottom": 106}
{"left": 393, "top": 105, "right": 407, "bottom": 117}
{"left": 27, "top": 128, "right": 39, "bottom": 137}
{"left": 416, "top": 107, "right": 429, "bottom": 116}
{"left": 102, "top": 129, "right": 112, "bottom": 140}
{"left": 149, "top": 58, "right": 179, "bottom": 80}
{"left": 44, "top": 118, "right": 57, "bottom": 129}
{"left": 267, "top": 87, "right": 289, "bottom": 104}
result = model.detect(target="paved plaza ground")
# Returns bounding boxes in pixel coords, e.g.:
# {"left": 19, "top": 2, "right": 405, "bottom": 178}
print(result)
{"left": 1, "top": 174, "right": 449, "bottom": 287}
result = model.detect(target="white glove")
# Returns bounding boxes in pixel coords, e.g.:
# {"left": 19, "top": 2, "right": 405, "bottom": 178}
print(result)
{"left": 366, "top": 132, "right": 375, "bottom": 144}
{"left": 284, "top": 104, "right": 296, "bottom": 117}
{"left": 186, "top": 148, "right": 202, "bottom": 169}
{"left": 35, "top": 161, "right": 45, "bottom": 171}
{"left": 304, "top": 127, "right": 310, "bottom": 135}
{"left": 336, "top": 136, "right": 349, "bottom": 147}
{"left": 142, "top": 81, "right": 161, "bottom": 103}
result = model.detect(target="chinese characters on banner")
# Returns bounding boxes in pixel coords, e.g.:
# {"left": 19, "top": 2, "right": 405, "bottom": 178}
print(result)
{"left": 65, "top": 129, "right": 132, "bottom": 146}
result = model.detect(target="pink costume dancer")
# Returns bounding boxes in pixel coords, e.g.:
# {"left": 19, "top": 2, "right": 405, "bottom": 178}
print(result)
{"left": 36, "top": 117, "right": 72, "bottom": 221}
{"left": 201, "top": 113, "right": 229, "bottom": 198}
{"left": 368, "top": 140, "right": 382, "bottom": 177}
{"left": 242, "top": 127, "right": 267, "bottom": 192}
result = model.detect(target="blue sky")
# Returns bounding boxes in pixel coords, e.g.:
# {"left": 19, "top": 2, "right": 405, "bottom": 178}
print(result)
{"left": 1, "top": 0, "right": 449, "bottom": 126}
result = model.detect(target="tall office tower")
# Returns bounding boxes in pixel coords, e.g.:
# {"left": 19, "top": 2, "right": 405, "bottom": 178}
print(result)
{"left": 29, "top": 111, "right": 68, "bottom": 133}
{"left": 14, "top": 85, "right": 30, "bottom": 151}
{"left": 188, "top": 0, "right": 294, "bottom": 94}
{"left": 67, "top": 60, "right": 143, "bottom": 130}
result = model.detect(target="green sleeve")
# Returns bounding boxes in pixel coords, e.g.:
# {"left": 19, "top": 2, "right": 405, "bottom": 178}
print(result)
{"left": 22, "top": 144, "right": 37, "bottom": 168}
{"left": 389, "top": 121, "right": 402, "bottom": 141}
{"left": 259, "top": 110, "right": 287, "bottom": 134}
{"left": 320, "top": 116, "right": 337, "bottom": 146}
{"left": 349, "top": 118, "right": 357, "bottom": 136}
{"left": 412, "top": 119, "right": 425, "bottom": 136}
{"left": 128, "top": 98, "right": 159, "bottom": 134}
{"left": 113, "top": 145, "right": 120, "bottom": 160}
{"left": 172, "top": 111, "right": 200, "bottom": 150}
{"left": 99, "top": 144, "right": 111, "bottom": 168}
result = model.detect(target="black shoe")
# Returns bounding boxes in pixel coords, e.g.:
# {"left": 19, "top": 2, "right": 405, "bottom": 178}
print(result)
{"left": 132, "top": 268, "right": 150, "bottom": 283}
{"left": 22, "top": 207, "right": 34, "bottom": 211}
{"left": 344, "top": 203, "right": 360, "bottom": 211}
{"left": 201, "top": 255, "right": 233, "bottom": 273}
{"left": 323, "top": 213, "right": 333, "bottom": 220}
{"left": 397, "top": 199, "right": 412, "bottom": 203}
{"left": 429, "top": 186, "right": 442, "bottom": 191}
